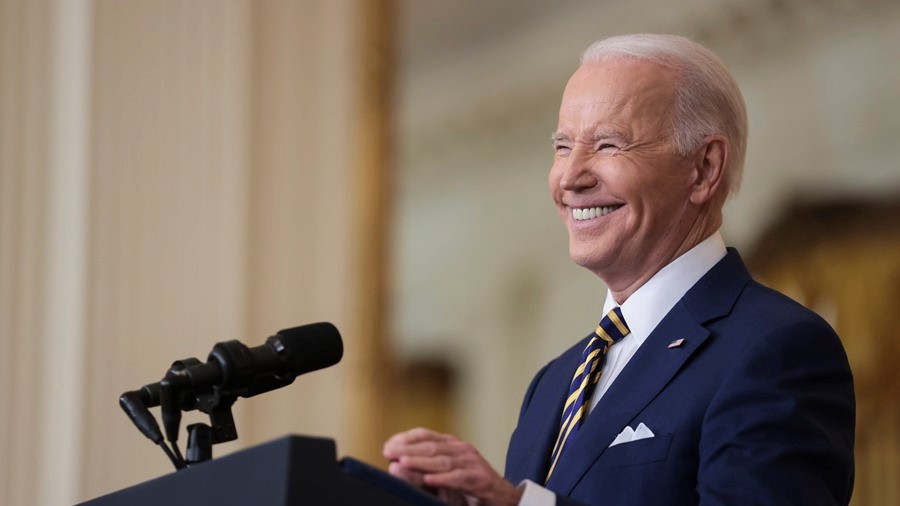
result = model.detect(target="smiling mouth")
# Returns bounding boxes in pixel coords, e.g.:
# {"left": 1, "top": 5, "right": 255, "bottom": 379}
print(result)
{"left": 572, "top": 205, "right": 623, "bottom": 221}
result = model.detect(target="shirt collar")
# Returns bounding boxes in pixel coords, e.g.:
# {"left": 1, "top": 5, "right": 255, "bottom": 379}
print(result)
{"left": 601, "top": 231, "right": 727, "bottom": 343}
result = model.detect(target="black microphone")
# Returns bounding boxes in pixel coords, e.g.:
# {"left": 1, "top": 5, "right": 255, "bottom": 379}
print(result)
{"left": 120, "top": 322, "right": 343, "bottom": 444}
{"left": 166, "top": 321, "right": 343, "bottom": 400}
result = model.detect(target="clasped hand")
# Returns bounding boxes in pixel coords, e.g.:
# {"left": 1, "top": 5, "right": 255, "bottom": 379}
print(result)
{"left": 383, "top": 428, "right": 523, "bottom": 506}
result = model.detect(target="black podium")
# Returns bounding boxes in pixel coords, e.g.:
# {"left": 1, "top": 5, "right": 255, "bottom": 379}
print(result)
{"left": 78, "top": 435, "right": 445, "bottom": 506}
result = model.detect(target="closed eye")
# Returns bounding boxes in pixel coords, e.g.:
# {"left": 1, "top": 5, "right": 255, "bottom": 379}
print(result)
{"left": 592, "top": 130, "right": 628, "bottom": 152}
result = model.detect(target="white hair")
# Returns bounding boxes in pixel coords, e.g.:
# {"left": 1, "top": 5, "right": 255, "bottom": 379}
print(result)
{"left": 581, "top": 34, "right": 748, "bottom": 194}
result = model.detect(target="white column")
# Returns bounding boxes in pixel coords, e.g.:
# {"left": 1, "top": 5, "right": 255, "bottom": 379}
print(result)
{"left": 36, "top": 1, "right": 93, "bottom": 504}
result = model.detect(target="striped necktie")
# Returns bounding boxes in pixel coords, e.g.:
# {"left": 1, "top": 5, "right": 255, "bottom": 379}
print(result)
{"left": 545, "top": 306, "right": 630, "bottom": 483}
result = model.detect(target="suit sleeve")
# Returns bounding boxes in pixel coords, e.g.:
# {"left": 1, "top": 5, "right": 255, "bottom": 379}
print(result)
{"left": 698, "top": 319, "right": 855, "bottom": 505}
{"left": 554, "top": 494, "right": 591, "bottom": 506}
{"left": 506, "top": 360, "right": 554, "bottom": 482}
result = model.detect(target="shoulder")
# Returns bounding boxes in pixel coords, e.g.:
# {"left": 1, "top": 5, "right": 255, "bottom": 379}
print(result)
{"left": 740, "top": 279, "right": 831, "bottom": 326}
{"left": 727, "top": 279, "right": 844, "bottom": 354}
{"left": 700, "top": 277, "right": 853, "bottom": 399}
{"left": 697, "top": 283, "right": 856, "bottom": 504}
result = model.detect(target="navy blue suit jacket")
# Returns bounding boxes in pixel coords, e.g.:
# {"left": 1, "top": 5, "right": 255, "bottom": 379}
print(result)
{"left": 505, "top": 250, "right": 855, "bottom": 505}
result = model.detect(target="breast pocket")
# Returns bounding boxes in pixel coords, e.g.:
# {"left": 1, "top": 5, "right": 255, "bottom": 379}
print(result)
{"left": 595, "top": 433, "right": 674, "bottom": 470}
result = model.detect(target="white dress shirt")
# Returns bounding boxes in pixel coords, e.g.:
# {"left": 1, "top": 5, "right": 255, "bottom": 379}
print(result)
{"left": 518, "top": 232, "right": 727, "bottom": 505}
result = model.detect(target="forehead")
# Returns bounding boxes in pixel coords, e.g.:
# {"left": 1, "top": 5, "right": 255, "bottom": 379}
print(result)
{"left": 557, "top": 59, "right": 678, "bottom": 137}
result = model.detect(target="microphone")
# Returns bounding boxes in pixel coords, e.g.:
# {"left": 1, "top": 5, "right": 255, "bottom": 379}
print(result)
{"left": 167, "top": 321, "right": 342, "bottom": 400}
{"left": 120, "top": 322, "right": 343, "bottom": 447}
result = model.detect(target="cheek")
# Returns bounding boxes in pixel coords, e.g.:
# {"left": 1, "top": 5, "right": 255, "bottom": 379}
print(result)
{"left": 630, "top": 162, "right": 692, "bottom": 209}
{"left": 641, "top": 183, "right": 691, "bottom": 226}
{"left": 548, "top": 164, "right": 562, "bottom": 196}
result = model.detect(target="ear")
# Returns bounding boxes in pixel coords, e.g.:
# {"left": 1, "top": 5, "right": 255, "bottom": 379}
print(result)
{"left": 689, "top": 135, "right": 728, "bottom": 205}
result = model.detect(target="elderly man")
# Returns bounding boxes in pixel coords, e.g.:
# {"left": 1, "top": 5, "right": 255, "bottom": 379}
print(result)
{"left": 383, "top": 34, "right": 855, "bottom": 506}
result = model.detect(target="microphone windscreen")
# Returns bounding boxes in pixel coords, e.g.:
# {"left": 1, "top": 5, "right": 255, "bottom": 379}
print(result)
{"left": 275, "top": 322, "right": 343, "bottom": 375}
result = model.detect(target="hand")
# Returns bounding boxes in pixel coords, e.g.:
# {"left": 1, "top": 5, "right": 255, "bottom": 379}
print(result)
{"left": 383, "top": 427, "right": 524, "bottom": 506}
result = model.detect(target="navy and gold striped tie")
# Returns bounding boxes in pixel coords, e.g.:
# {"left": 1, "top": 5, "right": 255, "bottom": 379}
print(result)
{"left": 545, "top": 307, "right": 630, "bottom": 482}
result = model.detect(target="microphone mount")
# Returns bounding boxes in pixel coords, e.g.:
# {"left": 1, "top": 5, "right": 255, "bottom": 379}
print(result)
{"left": 119, "top": 322, "right": 342, "bottom": 470}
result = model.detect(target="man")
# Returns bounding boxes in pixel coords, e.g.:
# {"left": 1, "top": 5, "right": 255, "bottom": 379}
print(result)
{"left": 383, "top": 34, "right": 855, "bottom": 506}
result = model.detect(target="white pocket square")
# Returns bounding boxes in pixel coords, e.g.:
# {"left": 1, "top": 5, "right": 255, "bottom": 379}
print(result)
{"left": 609, "top": 423, "right": 655, "bottom": 447}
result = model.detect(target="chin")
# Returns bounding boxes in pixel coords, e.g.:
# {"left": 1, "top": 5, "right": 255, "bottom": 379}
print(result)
{"left": 568, "top": 242, "right": 614, "bottom": 275}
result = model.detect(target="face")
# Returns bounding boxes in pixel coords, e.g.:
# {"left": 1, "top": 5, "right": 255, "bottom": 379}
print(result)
{"left": 550, "top": 59, "right": 700, "bottom": 284}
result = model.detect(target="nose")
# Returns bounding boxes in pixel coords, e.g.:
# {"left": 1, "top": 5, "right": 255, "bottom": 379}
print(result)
{"left": 558, "top": 153, "right": 598, "bottom": 191}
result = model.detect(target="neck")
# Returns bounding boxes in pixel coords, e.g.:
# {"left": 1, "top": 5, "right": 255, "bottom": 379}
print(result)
{"left": 604, "top": 213, "right": 720, "bottom": 305}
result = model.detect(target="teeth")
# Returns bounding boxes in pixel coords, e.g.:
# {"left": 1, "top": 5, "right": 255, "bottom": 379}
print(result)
{"left": 572, "top": 205, "right": 620, "bottom": 221}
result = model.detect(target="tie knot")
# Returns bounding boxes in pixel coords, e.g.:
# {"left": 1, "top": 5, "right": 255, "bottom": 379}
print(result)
{"left": 595, "top": 306, "right": 630, "bottom": 346}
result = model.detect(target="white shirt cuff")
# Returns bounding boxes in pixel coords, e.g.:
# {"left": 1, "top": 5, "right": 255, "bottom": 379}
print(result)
{"left": 517, "top": 479, "right": 556, "bottom": 506}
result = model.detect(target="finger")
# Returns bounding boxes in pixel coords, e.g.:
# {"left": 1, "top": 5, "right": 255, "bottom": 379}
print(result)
{"left": 384, "top": 428, "right": 450, "bottom": 459}
{"left": 385, "top": 440, "right": 440, "bottom": 461}
{"left": 423, "top": 469, "right": 473, "bottom": 490}
{"left": 385, "top": 436, "right": 465, "bottom": 460}
{"left": 399, "top": 454, "right": 455, "bottom": 473}
{"left": 386, "top": 427, "right": 454, "bottom": 448}
{"left": 388, "top": 461, "right": 427, "bottom": 487}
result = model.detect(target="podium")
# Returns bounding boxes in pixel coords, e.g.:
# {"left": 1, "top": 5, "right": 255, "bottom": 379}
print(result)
{"left": 78, "top": 435, "right": 446, "bottom": 506}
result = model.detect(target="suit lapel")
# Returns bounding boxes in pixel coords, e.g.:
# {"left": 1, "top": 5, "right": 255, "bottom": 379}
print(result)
{"left": 545, "top": 303, "right": 710, "bottom": 494}
{"left": 545, "top": 249, "right": 751, "bottom": 495}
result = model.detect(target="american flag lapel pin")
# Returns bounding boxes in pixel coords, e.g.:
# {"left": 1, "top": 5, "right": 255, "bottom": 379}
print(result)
{"left": 667, "top": 338, "right": 685, "bottom": 349}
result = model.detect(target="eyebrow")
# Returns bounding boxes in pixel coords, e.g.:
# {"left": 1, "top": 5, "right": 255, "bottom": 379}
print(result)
{"left": 550, "top": 130, "right": 629, "bottom": 143}
{"left": 592, "top": 129, "right": 627, "bottom": 141}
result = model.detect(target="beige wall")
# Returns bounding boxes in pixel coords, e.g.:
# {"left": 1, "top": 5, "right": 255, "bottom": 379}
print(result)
{"left": 0, "top": 0, "right": 383, "bottom": 504}
{"left": 1, "top": 0, "right": 57, "bottom": 503}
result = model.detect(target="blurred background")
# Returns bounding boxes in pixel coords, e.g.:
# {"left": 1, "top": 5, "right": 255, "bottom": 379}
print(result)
{"left": 1, "top": 0, "right": 898, "bottom": 504}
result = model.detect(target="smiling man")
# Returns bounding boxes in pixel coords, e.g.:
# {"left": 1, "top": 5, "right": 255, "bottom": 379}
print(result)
{"left": 384, "top": 34, "right": 855, "bottom": 506}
